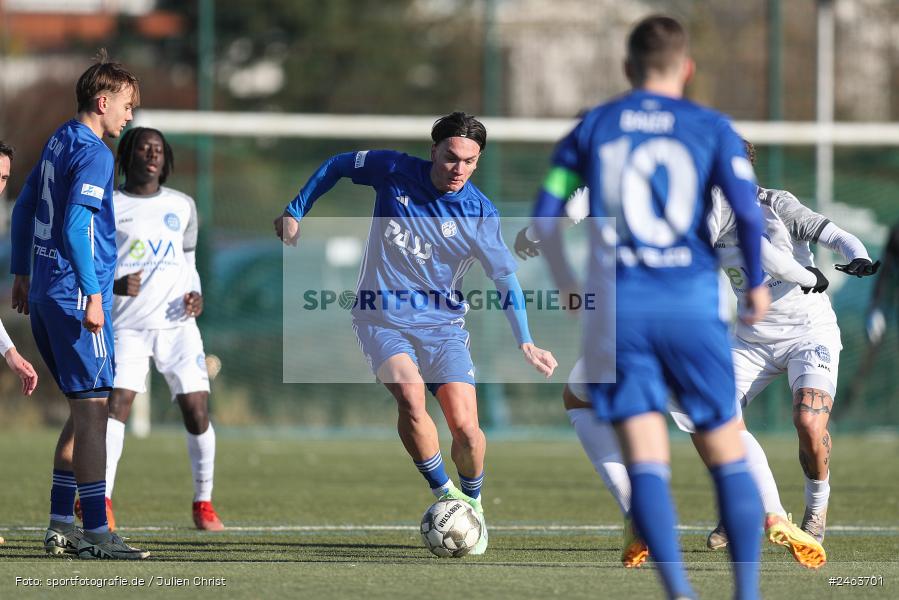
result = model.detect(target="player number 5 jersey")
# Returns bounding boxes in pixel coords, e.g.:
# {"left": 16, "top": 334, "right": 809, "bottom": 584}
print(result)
{"left": 113, "top": 187, "right": 201, "bottom": 330}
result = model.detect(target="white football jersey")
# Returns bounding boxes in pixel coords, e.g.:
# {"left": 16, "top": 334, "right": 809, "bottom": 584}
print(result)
{"left": 709, "top": 186, "right": 838, "bottom": 344}
{"left": 113, "top": 186, "right": 201, "bottom": 330}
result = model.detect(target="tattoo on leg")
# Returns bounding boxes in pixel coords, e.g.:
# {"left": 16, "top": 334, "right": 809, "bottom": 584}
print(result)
{"left": 798, "top": 448, "right": 819, "bottom": 479}
{"left": 793, "top": 389, "right": 833, "bottom": 415}
{"left": 822, "top": 431, "right": 831, "bottom": 467}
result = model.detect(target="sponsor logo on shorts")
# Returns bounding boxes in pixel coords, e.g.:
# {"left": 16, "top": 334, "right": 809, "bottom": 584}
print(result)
{"left": 354, "top": 151, "right": 368, "bottom": 168}
{"left": 396, "top": 195, "right": 409, "bottom": 207}
{"left": 814, "top": 345, "right": 831, "bottom": 363}
{"left": 164, "top": 213, "right": 181, "bottom": 231}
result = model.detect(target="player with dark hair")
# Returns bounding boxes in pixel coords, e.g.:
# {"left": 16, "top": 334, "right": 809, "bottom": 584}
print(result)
{"left": 533, "top": 15, "right": 767, "bottom": 599}
{"left": 10, "top": 51, "right": 148, "bottom": 559}
{"left": 72, "top": 127, "right": 222, "bottom": 531}
{"left": 111, "top": 127, "right": 219, "bottom": 529}
{"left": 115, "top": 126, "right": 175, "bottom": 184}
{"left": 699, "top": 142, "right": 878, "bottom": 553}
{"left": 274, "top": 111, "right": 557, "bottom": 555}
{"left": 0, "top": 141, "right": 14, "bottom": 195}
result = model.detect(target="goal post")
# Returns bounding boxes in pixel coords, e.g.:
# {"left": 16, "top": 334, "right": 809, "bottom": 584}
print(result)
{"left": 128, "top": 110, "right": 899, "bottom": 431}
{"left": 134, "top": 110, "right": 899, "bottom": 146}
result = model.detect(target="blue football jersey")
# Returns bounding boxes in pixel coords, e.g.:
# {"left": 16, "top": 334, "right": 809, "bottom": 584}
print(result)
{"left": 552, "top": 90, "right": 759, "bottom": 318}
{"left": 14, "top": 120, "right": 117, "bottom": 311}
{"left": 345, "top": 150, "right": 516, "bottom": 328}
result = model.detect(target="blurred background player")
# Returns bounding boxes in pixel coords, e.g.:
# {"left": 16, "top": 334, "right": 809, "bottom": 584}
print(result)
{"left": 100, "top": 127, "right": 222, "bottom": 531}
{"left": 865, "top": 222, "right": 897, "bottom": 346}
{"left": 532, "top": 16, "right": 768, "bottom": 600}
{"left": 9, "top": 52, "right": 148, "bottom": 559}
{"left": 274, "top": 111, "right": 557, "bottom": 555}
{"left": 846, "top": 221, "right": 897, "bottom": 401}
{"left": 0, "top": 140, "right": 41, "bottom": 546}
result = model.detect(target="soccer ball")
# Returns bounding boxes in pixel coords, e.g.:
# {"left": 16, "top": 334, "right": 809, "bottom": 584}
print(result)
{"left": 420, "top": 498, "right": 482, "bottom": 557}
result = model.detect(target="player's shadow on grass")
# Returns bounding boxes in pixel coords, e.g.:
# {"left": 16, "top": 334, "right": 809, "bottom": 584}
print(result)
{"left": 144, "top": 540, "right": 418, "bottom": 550}
{"left": 504, "top": 546, "right": 620, "bottom": 553}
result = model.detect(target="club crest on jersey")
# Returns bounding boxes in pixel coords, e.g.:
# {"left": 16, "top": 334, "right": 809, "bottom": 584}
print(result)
{"left": 384, "top": 219, "right": 433, "bottom": 263}
{"left": 164, "top": 213, "right": 181, "bottom": 231}
{"left": 441, "top": 221, "right": 457, "bottom": 238}
{"left": 814, "top": 345, "right": 831, "bottom": 363}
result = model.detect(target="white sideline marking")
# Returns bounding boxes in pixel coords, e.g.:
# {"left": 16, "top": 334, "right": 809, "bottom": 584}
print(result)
{"left": 3, "top": 524, "right": 898, "bottom": 533}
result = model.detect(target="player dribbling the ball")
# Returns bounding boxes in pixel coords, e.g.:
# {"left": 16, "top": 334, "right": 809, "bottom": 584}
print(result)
{"left": 275, "top": 112, "right": 558, "bottom": 555}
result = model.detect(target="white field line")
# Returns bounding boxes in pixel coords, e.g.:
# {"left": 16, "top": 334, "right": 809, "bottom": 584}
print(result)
{"left": 2, "top": 524, "right": 897, "bottom": 533}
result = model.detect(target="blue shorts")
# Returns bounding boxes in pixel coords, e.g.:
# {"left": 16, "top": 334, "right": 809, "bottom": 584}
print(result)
{"left": 353, "top": 320, "right": 475, "bottom": 396}
{"left": 30, "top": 302, "right": 115, "bottom": 399}
{"left": 587, "top": 316, "right": 736, "bottom": 431}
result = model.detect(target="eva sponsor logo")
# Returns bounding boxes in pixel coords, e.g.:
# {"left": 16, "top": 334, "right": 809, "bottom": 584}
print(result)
{"left": 128, "top": 239, "right": 177, "bottom": 260}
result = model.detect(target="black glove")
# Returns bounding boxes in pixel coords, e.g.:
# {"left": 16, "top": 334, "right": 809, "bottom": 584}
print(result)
{"left": 834, "top": 258, "right": 881, "bottom": 277}
{"left": 514, "top": 227, "right": 541, "bottom": 260}
{"left": 800, "top": 266, "right": 829, "bottom": 294}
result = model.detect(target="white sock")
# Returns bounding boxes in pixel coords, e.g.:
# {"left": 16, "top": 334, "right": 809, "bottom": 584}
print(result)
{"left": 804, "top": 473, "right": 830, "bottom": 512}
{"left": 105, "top": 418, "right": 126, "bottom": 499}
{"left": 186, "top": 424, "right": 216, "bottom": 502}
{"left": 740, "top": 430, "right": 786, "bottom": 516}
{"left": 431, "top": 479, "right": 457, "bottom": 498}
{"left": 568, "top": 408, "right": 631, "bottom": 515}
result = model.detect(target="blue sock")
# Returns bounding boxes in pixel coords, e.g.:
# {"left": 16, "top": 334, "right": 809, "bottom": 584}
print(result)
{"left": 629, "top": 462, "right": 694, "bottom": 599}
{"left": 77, "top": 480, "right": 108, "bottom": 533}
{"left": 459, "top": 472, "right": 484, "bottom": 499}
{"left": 50, "top": 469, "right": 76, "bottom": 523}
{"left": 711, "top": 460, "right": 762, "bottom": 600}
{"left": 414, "top": 451, "right": 450, "bottom": 494}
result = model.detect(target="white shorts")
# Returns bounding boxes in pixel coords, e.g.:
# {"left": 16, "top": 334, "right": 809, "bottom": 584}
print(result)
{"left": 670, "top": 327, "right": 842, "bottom": 433}
{"left": 113, "top": 323, "right": 210, "bottom": 399}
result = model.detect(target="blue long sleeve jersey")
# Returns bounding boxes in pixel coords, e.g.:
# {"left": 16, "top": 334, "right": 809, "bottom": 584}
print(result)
{"left": 285, "top": 151, "right": 532, "bottom": 345}
{"left": 10, "top": 119, "right": 116, "bottom": 311}
{"left": 532, "top": 90, "right": 764, "bottom": 320}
